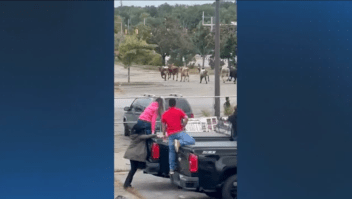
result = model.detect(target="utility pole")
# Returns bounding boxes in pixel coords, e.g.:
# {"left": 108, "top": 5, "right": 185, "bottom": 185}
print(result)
{"left": 203, "top": 10, "right": 236, "bottom": 32}
{"left": 120, "top": 0, "right": 122, "bottom": 7}
{"left": 202, "top": 11, "right": 204, "bottom": 25}
{"left": 211, "top": 17, "right": 213, "bottom": 32}
{"left": 214, "top": 0, "right": 221, "bottom": 118}
{"left": 128, "top": 19, "right": 130, "bottom": 34}
{"left": 202, "top": 12, "right": 215, "bottom": 32}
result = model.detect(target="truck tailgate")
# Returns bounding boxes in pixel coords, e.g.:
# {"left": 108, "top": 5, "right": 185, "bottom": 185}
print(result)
{"left": 177, "top": 141, "right": 237, "bottom": 177}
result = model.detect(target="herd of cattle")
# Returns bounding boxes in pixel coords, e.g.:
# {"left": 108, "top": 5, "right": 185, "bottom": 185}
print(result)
{"left": 158, "top": 64, "right": 237, "bottom": 84}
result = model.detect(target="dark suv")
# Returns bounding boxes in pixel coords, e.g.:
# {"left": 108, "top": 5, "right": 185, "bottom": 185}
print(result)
{"left": 123, "top": 94, "right": 194, "bottom": 136}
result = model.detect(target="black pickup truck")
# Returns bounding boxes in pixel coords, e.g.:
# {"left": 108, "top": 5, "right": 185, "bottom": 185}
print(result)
{"left": 144, "top": 120, "right": 237, "bottom": 199}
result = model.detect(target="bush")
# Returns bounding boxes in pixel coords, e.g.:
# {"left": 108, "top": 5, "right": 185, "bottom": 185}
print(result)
{"left": 201, "top": 110, "right": 211, "bottom": 117}
{"left": 187, "top": 62, "right": 196, "bottom": 69}
{"left": 209, "top": 57, "right": 225, "bottom": 70}
{"left": 224, "top": 105, "right": 234, "bottom": 116}
{"left": 148, "top": 53, "right": 163, "bottom": 66}
{"left": 223, "top": 101, "right": 236, "bottom": 116}
{"left": 114, "top": 32, "right": 125, "bottom": 51}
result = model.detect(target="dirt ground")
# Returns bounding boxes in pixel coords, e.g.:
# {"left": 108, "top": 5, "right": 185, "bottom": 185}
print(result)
{"left": 114, "top": 64, "right": 236, "bottom": 199}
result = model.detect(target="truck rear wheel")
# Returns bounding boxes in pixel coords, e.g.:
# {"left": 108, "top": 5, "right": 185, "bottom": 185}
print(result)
{"left": 222, "top": 175, "right": 237, "bottom": 199}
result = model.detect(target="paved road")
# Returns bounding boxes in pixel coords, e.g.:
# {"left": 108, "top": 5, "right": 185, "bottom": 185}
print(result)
{"left": 114, "top": 64, "right": 236, "bottom": 198}
{"left": 114, "top": 64, "right": 237, "bottom": 122}
{"left": 115, "top": 171, "right": 211, "bottom": 199}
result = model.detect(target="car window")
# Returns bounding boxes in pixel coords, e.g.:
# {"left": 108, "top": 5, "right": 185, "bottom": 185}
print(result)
{"left": 131, "top": 98, "right": 153, "bottom": 112}
{"left": 164, "top": 98, "right": 191, "bottom": 113}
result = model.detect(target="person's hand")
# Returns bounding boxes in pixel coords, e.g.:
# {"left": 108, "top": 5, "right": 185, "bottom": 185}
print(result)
{"left": 162, "top": 134, "right": 168, "bottom": 142}
{"left": 156, "top": 134, "right": 164, "bottom": 139}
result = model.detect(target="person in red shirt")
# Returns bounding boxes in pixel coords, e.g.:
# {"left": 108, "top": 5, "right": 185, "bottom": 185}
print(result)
{"left": 161, "top": 98, "right": 195, "bottom": 175}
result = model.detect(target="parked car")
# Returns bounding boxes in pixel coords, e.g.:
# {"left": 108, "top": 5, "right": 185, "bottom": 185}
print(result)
{"left": 145, "top": 119, "right": 237, "bottom": 199}
{"left": 123, "top": 94, "right": 194, "bottom": 136}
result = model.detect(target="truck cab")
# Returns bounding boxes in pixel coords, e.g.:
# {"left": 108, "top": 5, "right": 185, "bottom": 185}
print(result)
{"left": 123, "top": 94, "right": 194, "bottom": 136}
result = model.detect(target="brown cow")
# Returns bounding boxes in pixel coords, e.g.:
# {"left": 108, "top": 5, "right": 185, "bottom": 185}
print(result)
{"left": 197, "top": 66, "right": 210, "bottom": 84}
{"left": 220, "top": 65, "right": 230, "bottom": 83}
{"left": 159, "top": 66, "right": 168, "bottom": 81}
{"left": 180, "top": 66, "right": 189, "bottom": 82}
{"left": 167, "top": 64, "right": 179, "bottom": 81}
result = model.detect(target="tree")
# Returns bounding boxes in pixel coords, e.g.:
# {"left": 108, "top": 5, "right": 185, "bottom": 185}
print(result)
{"left": 114, "top": 15, "right": 123, "bottom": 34}
{"left": 220, "top": 26, "right": 237, "bottom": 68}
{"left": 192, "top": 24, "right": 214, "bottom": 68}
{"left": 157, "top": 3, "right": 173, "bottom": 18}
{"left": 114, "top": 2, "right": 237, "bottom": 68}
{"left": 139, "top": 12, "right": 150, "bottom": 25}
{"left": 135, "top": 24, "right": 152, "bottom": 42}
{"left": 149, "top": 17, "right": 180, "bottom": 66}
{"left": 118, "top": 35, "right": 158, "bottom": 83}
{"left": 168, "top": 23, "right": 196, "bottom": 67}
{"left": 145, "top": 6, "right": 158, "bottom": 18}
{"left": 169, "top": 38, "right": 195, "bottom": 67}
{"left": 208, "top": 57, "right": 225, "bottom": 70}
{"left": 114, "top": 32, "right": 125, "bottom": 59}
{"left": 209, "top": 26, "right": 237, "bottom": 69}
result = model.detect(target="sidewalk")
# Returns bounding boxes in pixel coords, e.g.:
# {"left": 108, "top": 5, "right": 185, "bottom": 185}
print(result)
{"left": 115, "top": 172, "right": 145, "bottom": 199}
{"left": 115, "top": 152, "right": 131, "bottom": 172}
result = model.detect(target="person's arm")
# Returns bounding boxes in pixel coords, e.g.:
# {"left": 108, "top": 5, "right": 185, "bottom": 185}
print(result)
{"left": 183, "top": 117, "right": 188, "bottom": 128}
{"left": 228, "top": 114, "right": 235, "bottom": 124}
{"left": 162, "top": 123, "right": 166, "bottom": 137}
{"left": 161, "top": 114, "right": 167, "bottom": 137}
{"left": 180, "top": 111, "right": 188, "bottom": 128}
{"left": 151, "top": 109, "right": 158, "bottom": 134}
{"left": 138, "top": 134, "right": 157, "bottom": 140}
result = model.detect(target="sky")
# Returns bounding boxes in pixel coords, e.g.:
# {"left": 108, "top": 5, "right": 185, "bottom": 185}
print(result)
{"left": 114, "top": 1, "right": 221, "bottom": 8}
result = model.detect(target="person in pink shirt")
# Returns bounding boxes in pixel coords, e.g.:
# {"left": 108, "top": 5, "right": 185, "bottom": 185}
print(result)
{"left": 137, "top": 97, "right": 164, "bottom": 135}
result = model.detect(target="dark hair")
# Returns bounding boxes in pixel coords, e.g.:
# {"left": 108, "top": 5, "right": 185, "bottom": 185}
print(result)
{"left": 169, "top": 98, "right": 176, "bottom": 107}
{"left": 155, "top": 97, "right": 164, "bottom": 116}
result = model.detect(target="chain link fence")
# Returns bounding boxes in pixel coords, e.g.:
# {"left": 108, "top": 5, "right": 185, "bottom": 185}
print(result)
{"left": 114, "top": 95, "right": 237, "bottom": 125}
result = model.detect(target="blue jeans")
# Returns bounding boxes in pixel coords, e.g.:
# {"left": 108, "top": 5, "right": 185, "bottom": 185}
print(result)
{"left": 137, "top": 120, "right": 151, "bottom": 135}
{"left": 168, "top": 132, "right": 195, "bottom": 171}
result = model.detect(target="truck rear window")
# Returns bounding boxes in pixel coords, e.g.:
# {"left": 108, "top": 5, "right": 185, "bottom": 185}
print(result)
{"left": 133, "top": 98, "right": 153, "bottom": 109}
{"left": 165, "top": 98, "right": 191, "bottom": 113}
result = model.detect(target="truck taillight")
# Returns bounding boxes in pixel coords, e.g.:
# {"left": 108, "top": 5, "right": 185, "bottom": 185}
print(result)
{"left": 190, "top": 113, "right": 194, "bottom": 118}
{"left": 188, "top": 153, "right": 198, "bottom": 173}
{"left": 151, "top": 143, "right": 160, "bottom": 160}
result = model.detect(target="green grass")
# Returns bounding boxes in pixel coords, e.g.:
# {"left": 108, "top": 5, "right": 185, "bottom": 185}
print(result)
{"left": 201, "top": 109, "right": 211, "bottom": 117}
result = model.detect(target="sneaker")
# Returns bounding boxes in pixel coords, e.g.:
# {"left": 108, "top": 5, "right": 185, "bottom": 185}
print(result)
{"left": 174, "top": 139, "right": 180, "bottom": 153}
{"left": 123, "top": 185, "right": 132, "bottom": 189}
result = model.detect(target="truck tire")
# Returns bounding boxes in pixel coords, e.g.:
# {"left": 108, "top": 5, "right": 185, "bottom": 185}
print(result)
{"left": 205, "top": 191, "right": 222, "bottom": 198}
{"left": 124, "top": 124, "right": 130, "bottom": 136}
{"left": 221, "top": 175, "right": 237, "bottom": 199}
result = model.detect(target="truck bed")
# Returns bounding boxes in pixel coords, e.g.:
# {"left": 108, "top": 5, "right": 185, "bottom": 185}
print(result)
{"left": 178, "top": 141, "right": 237, "bottom": 175}
{"left": 173, "top": 141, "right": 237, "bottom": 192}
{"left": 152, "top": 131, "right": 232, "bottom": 145}
{"left": 145, "top": 131, "right": 233, "bottom": 177}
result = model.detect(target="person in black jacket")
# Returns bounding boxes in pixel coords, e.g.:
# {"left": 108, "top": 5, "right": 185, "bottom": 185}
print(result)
{"left": 123, "top": 123, "right": 160, "bottom": 189}
{"left": 228, "top": 105, "right": 237, "bottom": 139}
